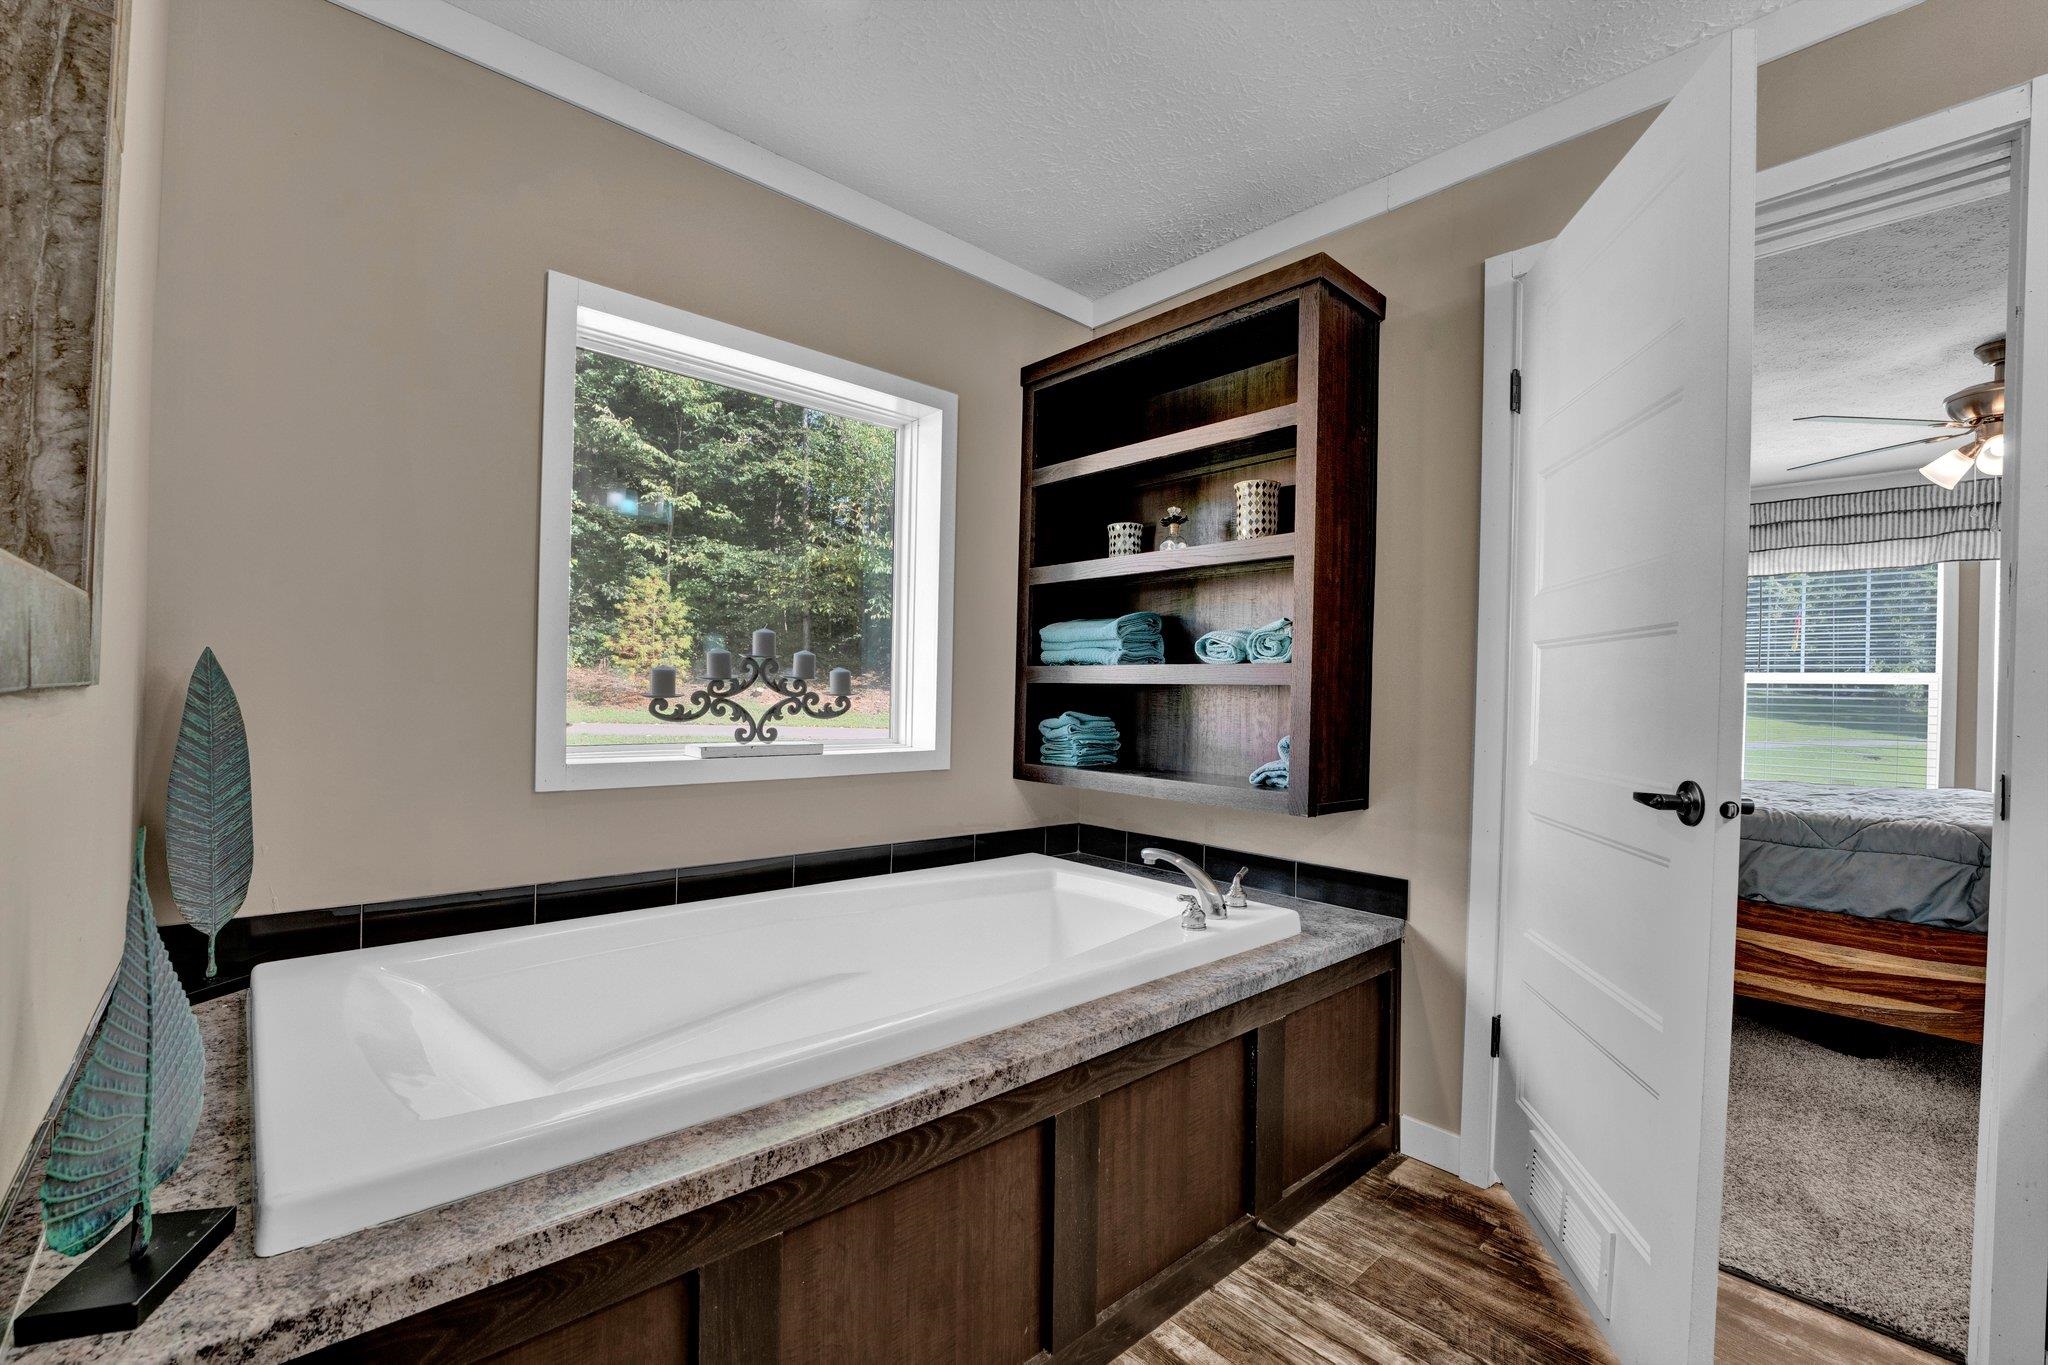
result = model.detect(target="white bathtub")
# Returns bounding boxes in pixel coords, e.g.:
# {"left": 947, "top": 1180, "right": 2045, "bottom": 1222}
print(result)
{"left": 249, "top": 853, "right": 1299, "bottom": 1255}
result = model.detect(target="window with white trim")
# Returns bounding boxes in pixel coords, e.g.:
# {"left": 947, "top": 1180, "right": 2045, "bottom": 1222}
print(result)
{"left": 1742, "top": 564, "right": 1943, "bottom": 788}
{"left": 535, "top": 273, "right": 955, "bottom": 791}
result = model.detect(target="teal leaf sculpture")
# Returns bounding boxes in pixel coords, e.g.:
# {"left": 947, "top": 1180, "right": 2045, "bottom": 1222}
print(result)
{"left": 165, "top": 647, "right": 252, "bottom": 977}
{"left": 39, "top": 830, "right": 206, "bottom": 1258}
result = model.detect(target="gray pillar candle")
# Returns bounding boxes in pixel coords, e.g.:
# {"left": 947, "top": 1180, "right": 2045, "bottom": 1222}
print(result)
{"left": 650, "top": 665, "right": 678, "bottom": 699}
{"left": 705, "top": 648, "right": 732, "bottom": 680}
{"left": 791, "top": 649, "right": 817, "bottom": 680}
{"left": 751, "top": 628, "right": 776, "bottom": 659}
{"left": 828, "top": 667, "right": 852, "bottom": 698}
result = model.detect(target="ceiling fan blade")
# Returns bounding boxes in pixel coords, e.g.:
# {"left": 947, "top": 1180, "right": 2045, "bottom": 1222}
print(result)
{"left": 1793, "top": 415, "right": 1965, "bottom": 428}
{"left": 1787, "top": 431, "right": 1973, "bottom": 472}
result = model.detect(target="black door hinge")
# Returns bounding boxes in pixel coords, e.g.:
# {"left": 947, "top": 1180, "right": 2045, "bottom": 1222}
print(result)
{"left": 1490, "top": 1014, "right": 1503, "bottom": 1058}
{"left": 1509, "top": 369, "right": 1522, "bottom": 414}
{"left": 1998, "top": 773, "right": 2009, "bottom": 821}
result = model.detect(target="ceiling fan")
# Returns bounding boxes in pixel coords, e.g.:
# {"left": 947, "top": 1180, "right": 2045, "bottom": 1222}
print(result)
{"left": 1788, "top": 336, "right": 2007, "bottom": 489}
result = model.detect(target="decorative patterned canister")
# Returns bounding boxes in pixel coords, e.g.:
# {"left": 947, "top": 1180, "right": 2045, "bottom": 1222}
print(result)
{"left": 1234, "top": 479, "right": 1281, "bottom": 539}
{"left": 1107, "top": 521, "right": 1144, "bottom": 556}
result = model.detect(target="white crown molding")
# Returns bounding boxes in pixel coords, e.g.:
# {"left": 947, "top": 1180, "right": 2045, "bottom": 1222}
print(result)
{"left": 1090, "top": 0, "right": 1924, "bottom": 323}
{"left": 324, "top": 0, "right": 1098, "bottom": 324}
{"left": 329, "top": 0, "right": 1920, "bottom": 330}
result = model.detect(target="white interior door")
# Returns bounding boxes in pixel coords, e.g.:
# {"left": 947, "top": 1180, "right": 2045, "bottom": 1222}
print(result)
{"left": 1491, "top": 31, "right": 1755, "bottom": 1365}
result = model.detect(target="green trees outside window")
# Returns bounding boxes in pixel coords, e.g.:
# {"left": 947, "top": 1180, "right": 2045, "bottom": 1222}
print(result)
{"left": 567, "top": 350, "right": 895, "bottom": 745}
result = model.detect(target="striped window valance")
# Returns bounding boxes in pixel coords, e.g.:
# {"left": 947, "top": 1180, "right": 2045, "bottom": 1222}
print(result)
{"left": 1750, "top": 478, "right": 2001, "bottom": 575}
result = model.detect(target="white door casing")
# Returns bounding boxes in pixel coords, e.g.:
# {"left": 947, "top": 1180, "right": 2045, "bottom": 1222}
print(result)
{"left": 1491, "top": 31, "right": 1755, "bottom": 1365}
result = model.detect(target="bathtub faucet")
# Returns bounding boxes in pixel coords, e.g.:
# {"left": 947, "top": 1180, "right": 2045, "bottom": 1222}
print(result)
{"left": 1139, "top": 847, "right": 1225, "bottom": 927}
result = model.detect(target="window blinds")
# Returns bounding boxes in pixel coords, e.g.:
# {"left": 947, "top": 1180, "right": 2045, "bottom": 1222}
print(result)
{"left": 1742, "top": 565, "right": 1940, "bottom": 788}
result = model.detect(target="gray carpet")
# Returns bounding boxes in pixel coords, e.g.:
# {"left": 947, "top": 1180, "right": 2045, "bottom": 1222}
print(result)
{"left": 1720, "top": 1008, "right": 1978, "bottom": 1359}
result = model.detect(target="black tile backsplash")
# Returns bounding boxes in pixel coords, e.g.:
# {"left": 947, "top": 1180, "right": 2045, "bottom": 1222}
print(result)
{"left": 974, "top": 827, "right": 1047, "bottom": 860}
{"left": 1202, "top": 844, "right": 1295, "bottom": 899}
{"left": 161, "top": 906, "right": 359, "bottom": 1003}
{"left": 536, "top": 869, "right": 677, "bottom": 924}
{"left": 362, "top": 886, "right": 535, "bottom": 947}
{"left": 1082, "top": 832, "right": 1408, "bottom": 921}
{"left": 677, "top": 856, "right": 793, "bottom": 903}
{"left": 1293, "top": 863, "right": 1409, "bottom": 919}
{"left": 150, "top": 820, "right": 1402, "bottom": 1008}
{"left": 794, "top": 844, "right": 892, "bottom": 886}
{"left": 890, "top": 835, "right": 976, "bottom": 873}
{"left": 1077, "top": 824, "right": 1127, "bottom": 862}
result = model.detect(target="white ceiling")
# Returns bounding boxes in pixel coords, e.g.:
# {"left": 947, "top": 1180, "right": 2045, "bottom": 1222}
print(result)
{"left": 1752, "top": 194, "right": 2009, "bottom": 488}
{"left": 444, "top": 0, "right": 1792, "bottom": 299}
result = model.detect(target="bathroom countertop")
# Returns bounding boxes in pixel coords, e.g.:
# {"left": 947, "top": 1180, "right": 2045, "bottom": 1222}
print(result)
{"left": 0, "top": 858, "right": 1403, "bottom": 1364}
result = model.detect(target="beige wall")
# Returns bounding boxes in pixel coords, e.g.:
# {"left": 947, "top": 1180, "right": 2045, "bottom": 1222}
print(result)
{"left": 139, "top": 0, "right": 1087, "bottom": 917}
{"left": 121, "top": 0, "right": 2048, "bottom": 1150}
{"left": 0, "top": 0, "right": 170, "bottom": 1183}
{"left": 1076, "top": 0, "right": 2048, "bottom": 1132}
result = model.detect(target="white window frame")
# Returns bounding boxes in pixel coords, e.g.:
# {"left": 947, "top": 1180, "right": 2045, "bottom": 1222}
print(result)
{"left": 1737, "top": 563, "right": 1953, "bottom": 788}
{"left": 534, "top": 271, "right": 956, "bottom": 791}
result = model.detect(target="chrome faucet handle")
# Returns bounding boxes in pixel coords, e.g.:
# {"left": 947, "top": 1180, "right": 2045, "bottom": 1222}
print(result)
{"left": 1223, "top": 867, "right": 1249, "bottom": 912}
{"left": 1175, "top": 893, "right": 1208, "bottom": 931}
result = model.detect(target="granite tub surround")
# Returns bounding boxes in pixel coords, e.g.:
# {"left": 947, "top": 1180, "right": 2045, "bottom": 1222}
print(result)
{"left": 0, "top": 860, "right": 1400, "bottom": 1363}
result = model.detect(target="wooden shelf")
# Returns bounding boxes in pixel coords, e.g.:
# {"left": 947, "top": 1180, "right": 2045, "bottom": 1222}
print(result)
{"left": 1025, "top": 664, "right": 1293, "bottom": 686}
{"left": 1030, "top": 404, "right": 1298, "bottom": 488}
{"left": 1017, "top": 763, "right": 1296, "bottom": 812}
{"left": 1028, "top": 534, "right": 1296, "bottom": 586}
{"left": 1015, "top": 253, "right": 1380, "bottom": 817}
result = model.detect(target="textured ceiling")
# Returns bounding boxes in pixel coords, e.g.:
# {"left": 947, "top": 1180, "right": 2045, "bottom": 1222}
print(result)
{"left": 1752, "top": 195, "right": 2009, "bottom": 488}
{"left": 445, "top": 0, "right": 1787, "bottom": 297}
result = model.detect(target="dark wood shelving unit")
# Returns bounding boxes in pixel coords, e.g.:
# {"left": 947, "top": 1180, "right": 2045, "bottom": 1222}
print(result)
{"left": 1015, "top": 254, "right": 1383, "bottom": 816}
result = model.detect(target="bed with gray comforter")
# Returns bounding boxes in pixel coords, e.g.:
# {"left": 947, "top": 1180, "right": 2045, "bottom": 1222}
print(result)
{"left": 1739, "top": 781, "right": 1993, "bottom": 933}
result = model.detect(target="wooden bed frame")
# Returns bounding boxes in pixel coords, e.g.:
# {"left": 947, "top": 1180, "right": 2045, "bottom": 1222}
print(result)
{"left": 1734, "top": 899, "right": 1987, "bottom": 1043}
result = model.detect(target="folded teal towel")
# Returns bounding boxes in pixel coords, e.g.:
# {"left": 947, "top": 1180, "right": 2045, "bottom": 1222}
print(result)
{"left": 1039, "top": 613, "right": 1165, "bottom": 666}
{"left": 1040, "top": 711, "right": 1121, "bottom": 767}
{"left": 1041, "top": 640, "right": 1165, "bottom": 665}
{"left": 1246, "top": 618, "right": 1293, "bottom": 663}
{"left": 1038, "top": 613, "right": 1162, "bottom": 646}
{"left": 1249, "top": 734, "right": 1291, "bottom": 790}
{"left": 1194, "top": 629, "right": 1250, "bottom": 664}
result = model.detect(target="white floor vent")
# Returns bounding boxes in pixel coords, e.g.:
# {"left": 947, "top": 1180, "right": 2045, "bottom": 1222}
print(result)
{"left": 1526, "top": 1140, "right": 1617, "bottom": 1316}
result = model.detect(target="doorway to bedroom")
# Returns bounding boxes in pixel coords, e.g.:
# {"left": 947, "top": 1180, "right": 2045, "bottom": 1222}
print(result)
{"left": 1462, "top": 76, "right": 2048, "bottom": 1365}
{"left": 1723, "top": 177, "right": 2010, "bottom": 1363}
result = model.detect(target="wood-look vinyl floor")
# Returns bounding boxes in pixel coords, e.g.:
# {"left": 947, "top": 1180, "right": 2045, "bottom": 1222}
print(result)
{"left": 1118, "top": 1157, "right": 1947, "bottom": 1364}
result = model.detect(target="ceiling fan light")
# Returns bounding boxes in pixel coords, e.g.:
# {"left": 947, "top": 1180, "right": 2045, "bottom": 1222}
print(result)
{"left": 1921, "top": 444, "right": 1977, "bottom": 490}
{"left": 1975, "top": 432, "right": 2006, "bottom": 476}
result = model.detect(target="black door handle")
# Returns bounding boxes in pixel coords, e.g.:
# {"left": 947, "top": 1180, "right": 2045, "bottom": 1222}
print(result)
{"left": 1719, "top": 798, "right": 1755, "bottom": 820}
{"left": 1633, "top": 780, "right": 1706, "bottom": 827}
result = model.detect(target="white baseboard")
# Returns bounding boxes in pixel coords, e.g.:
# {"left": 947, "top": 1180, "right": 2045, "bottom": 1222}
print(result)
{"left": 1398, "top": 1115, "right": 1461, "bottom": 1175}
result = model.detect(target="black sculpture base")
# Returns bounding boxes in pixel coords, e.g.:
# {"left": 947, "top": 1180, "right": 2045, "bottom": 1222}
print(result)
{"left": 11, "top": 1206, "right": 235, "bottom": 1345}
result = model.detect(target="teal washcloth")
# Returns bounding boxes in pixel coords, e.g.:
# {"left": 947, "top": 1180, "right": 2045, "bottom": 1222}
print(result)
{"left": 1194, "top": 629, "right": 1250, "bottom": 664}
{"left": 1249, "top": 734, "right": 1290, "bottom": 790}
{"left": 1038, "top": 711, "right": 1119, "bottom": 737}
{"left": 1040, "top": 750, "right": 1118, "bottom": 768}
{"left": 1246, "top": 618, "right": 1293, "bottom": 663}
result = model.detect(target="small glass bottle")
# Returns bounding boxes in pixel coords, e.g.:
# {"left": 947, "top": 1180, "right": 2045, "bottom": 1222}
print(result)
{"left": 1159, "top": 505, "right": 1189, "bottom": 551}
